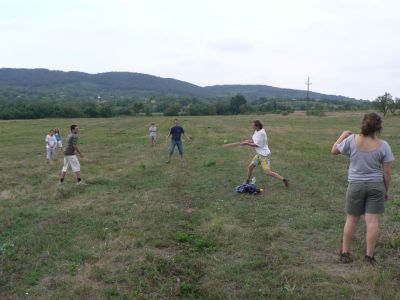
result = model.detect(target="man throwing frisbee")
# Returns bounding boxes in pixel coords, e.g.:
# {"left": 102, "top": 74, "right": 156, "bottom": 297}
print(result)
{"left": 241, "top": 120, "right": 289, "bottom": 187}
{"left": 59, "top": 124, "right": 85, "bottom": 185}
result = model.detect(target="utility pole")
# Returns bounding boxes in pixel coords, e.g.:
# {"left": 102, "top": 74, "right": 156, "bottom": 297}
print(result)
{"left": 305, "top": 77, "right": 312, "bottom": 114}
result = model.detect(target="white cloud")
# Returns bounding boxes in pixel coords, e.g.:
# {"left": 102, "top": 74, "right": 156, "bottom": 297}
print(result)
{"left": 208, "top": 40, "right": 254, "bottom": 53}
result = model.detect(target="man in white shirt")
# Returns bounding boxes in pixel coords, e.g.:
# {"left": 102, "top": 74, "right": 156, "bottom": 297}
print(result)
{"left": 45, "top": 129, "right": 57, "bottom": 163}
{"left": 240, "top": 120, "right": 289, "bottom": 187}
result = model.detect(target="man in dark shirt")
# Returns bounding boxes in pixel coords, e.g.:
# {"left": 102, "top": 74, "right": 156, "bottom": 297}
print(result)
{"left": 166, "top": 118, "right": 190, "bottom": 163}
{"left": 59, "top": 124, "right": 84, "bottom": 185}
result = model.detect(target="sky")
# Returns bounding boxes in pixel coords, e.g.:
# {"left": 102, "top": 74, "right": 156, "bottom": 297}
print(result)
{"left": 1, "top": 0, "right": 399, "bottom": 100}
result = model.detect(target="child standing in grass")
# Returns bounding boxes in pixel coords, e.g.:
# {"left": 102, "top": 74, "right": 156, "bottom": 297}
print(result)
{"left": 240, "top": 120, "right": 289, "bottom": 187}
{"left": 54, "top": 128, "right": 62, "bottom": 149}
{"left": 149, "top": 123, "right": 157, "bottom": 146}
{"left": 45, "top": 129, "right": 57, "bottom": 163}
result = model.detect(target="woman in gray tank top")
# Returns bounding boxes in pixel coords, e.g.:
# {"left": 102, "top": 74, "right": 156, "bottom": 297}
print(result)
{"left": 332, "top": 112, "right": 394, "bottom": 264}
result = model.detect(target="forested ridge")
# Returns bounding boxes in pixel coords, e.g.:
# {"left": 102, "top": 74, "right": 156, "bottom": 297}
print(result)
{"left": 0, "top": 68, "right": 371, "bottom": 119}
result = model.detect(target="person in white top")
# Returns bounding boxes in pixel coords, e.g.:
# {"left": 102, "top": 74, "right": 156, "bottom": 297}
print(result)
{"left": 149, "top": 123, "right": 157, "bottom": 146}
{"left": 240, "top": 120, "right": 289, "bottom": 187}
{"left": 45, "top": 129, "right": 57, "bottom": 163}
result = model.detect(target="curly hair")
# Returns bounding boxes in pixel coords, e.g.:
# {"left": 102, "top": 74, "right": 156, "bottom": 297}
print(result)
{"left": 361, "top": 113, "right": 382, "bottom": 137}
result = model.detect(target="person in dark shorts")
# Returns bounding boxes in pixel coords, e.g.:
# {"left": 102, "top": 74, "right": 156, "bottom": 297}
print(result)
{"left": 332, "top": 113, "right": 394, "bottom": 264}
{"left": 166, "top": 118, "right": 190, "bottom": 163}
{"left": 59, "top": 125, "right": 85, "bottom": 185}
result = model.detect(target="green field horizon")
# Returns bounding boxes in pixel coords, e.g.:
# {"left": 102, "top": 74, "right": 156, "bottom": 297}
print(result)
{"left": 1, "top": 112, "right": 399, "bottom": 299}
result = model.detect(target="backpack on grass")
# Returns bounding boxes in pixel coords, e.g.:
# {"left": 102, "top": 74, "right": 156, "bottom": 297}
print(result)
{"left": 235, "top": 183, "right": 261, "bottom": 195}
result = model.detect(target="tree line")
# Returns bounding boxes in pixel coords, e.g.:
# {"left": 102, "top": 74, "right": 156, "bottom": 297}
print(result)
{"left": 374, "top": 93, "right": 400, "bottom": 116}
{"left": 0, "top": 93, "right": 374, "bottom": 120}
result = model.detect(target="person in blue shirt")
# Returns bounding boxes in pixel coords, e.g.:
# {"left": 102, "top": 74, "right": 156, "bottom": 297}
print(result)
{"left": 54, "top": 128, "right": 62, "bottom": 148}
{"left": 166, "top": 118, "right": 190, "bottom": 163}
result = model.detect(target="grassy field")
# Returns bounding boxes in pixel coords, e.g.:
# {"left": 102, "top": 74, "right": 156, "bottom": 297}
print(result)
{"left": 0, "top": 112, "right": 399, "bottom": 299}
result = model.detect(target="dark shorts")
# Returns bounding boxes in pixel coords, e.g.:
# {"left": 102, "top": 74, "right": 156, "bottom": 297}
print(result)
{"left": 169, "top": 140, "right": 183, "bottom": 155}
{"left": 345, "top": 181, "right": 385, "bottom": 216}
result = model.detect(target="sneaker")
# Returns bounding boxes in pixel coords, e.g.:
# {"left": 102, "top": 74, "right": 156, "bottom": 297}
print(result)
{"left": 364, "top": 255, "right": 377, "bottom": 265}
{"left": 165, "top": 160, "right": 170, "bottom": 164}
{"left": 339, "top": 252, "right": 353, "bottom": 264}
{"left": 77, "top": 181, "right": 87, "bottom": 186}
{"left": 283, "top": 178, "right": 289, "bottom": 188}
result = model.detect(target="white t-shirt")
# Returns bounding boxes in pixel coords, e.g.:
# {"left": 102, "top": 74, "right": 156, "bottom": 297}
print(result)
{"left": 252, "top": 128, "right": 271, "bottom": 156}
{"left": 149, "top": 126, "right": 157, "bottom": 136}
{"left": 45, "top": 134, "right": 57, "bottom": 149}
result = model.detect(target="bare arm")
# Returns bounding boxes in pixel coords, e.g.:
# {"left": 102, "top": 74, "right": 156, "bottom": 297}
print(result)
{"left": 240, "top": 139, "right": 258, "bottom": 148}
{"left": 331, "top": 130, "right": 352, "bottom": 155}
{"left": 383, "top": 162, "right": 392, "bottom": 200}
{"left": 73, "top": 145, "right": 83, "bottom": 158}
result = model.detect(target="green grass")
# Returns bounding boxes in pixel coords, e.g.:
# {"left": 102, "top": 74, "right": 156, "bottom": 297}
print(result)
{"left": 0, "top": 112, "right": 399, "bottom": 299}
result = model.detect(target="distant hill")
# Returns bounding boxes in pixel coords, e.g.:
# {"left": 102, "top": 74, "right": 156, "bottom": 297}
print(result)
{"left": 0, "top": 68, "right": 362, "bottom": 102}
{"left": 204, "top": 85, "right": 359, "bottom": 102}
{"left": 0, "top": 68, "right": 206, "bottom": 98}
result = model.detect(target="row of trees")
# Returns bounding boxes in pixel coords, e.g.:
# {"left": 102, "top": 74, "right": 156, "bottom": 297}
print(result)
{"left": 374, "top": 93, "right": 400, "bottom": 116}
{"left": 0, "top": 101, "right": 114, "bottom": 120}
{"left": 0, "top": 94, "right": 375, "bottom": 120}
{"left": 163, "top": 94, "right": 248, "bottom": 116}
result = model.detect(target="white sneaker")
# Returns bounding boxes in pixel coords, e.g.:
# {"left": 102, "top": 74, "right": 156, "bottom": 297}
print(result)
{"left": 76, "top": 181, "right": 87, "bottom": 185}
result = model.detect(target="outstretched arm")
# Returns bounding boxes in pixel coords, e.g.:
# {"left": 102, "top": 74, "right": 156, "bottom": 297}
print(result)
{"left": 240, "top": 139, "right": 258, "bottom": 148}
{"left": 331, "top": 130, "right": 352, "bottom": 155}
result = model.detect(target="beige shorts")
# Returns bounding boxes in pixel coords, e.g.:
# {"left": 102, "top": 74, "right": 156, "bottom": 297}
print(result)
{"left": 62, "top": 155, "right": 80, "bottom": 172}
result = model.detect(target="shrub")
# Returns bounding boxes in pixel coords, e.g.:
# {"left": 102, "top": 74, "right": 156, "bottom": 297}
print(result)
{"left": 307, "top": 109, "right": 326, "bottom": 116}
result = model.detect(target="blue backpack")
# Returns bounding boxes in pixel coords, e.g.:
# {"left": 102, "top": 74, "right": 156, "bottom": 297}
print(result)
{"left": 235, "top": 183, "right": 260, "bottom": 194}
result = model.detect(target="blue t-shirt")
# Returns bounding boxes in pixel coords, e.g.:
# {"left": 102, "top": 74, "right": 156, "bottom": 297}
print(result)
{"left": 170, "top": 126, "right": 184, "bottom": 141}
{"left": 55, "top": 133, "right": 61, "bottom": 141}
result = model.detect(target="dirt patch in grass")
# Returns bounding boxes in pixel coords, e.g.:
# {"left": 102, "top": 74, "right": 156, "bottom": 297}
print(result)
{"left": 0, "top": 190, "right": 13, "bottom": 200}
